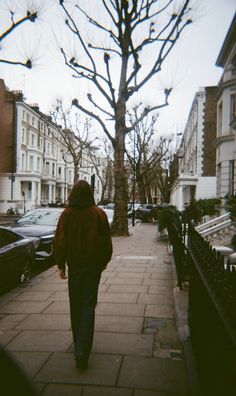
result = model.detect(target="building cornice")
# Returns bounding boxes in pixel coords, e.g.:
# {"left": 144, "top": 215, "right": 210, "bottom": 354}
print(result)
{"left": 212, "top": 134, "right": 234, "bottom": 147}
{"left": 216, "top": 13, "right": 236, "bottom": 67}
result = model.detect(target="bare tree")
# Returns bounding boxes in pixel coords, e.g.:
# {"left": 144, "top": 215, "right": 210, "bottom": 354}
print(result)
{"left": 89, "top": 139, "right": 114, "bottom": 204}
{"left": 50, "top": 100, "right": 98, "bottom": 184}
{"left": 58, "top": 0, "right": 193, "bottom": 235}
{"left": 0, "top": 4, "right": 38, "bottom": 68}
{"left": 127, "top": 107, "right": 171, "bottom": 203}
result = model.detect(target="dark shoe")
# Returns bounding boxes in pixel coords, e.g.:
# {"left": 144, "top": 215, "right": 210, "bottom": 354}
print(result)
{"left": 75, "top": 355, "right": 88, "bottom": 371}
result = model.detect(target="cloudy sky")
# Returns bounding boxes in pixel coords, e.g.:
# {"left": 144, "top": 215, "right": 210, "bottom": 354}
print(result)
{"left": 0, "top": 0, "right": 235, "bottom": 141}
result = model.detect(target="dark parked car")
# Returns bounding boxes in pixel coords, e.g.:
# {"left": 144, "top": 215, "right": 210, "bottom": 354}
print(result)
{"left": 7, "top": 207, "right": 64, "bottom": 263}
{"left": 135, "top": 204, "right": 156, "bottom": 223}
{"left": 0, "top": 227, "right": 37, "bottom": 294}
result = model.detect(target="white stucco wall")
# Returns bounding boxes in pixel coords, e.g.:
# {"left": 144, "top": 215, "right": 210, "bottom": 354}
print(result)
{"left": 195, "top": 177, "right": 216, "bottom": 200}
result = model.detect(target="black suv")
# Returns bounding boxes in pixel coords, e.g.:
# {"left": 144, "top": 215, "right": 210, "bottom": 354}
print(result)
{"left": 7, "top": 207, "right": 64, "bottom": 262}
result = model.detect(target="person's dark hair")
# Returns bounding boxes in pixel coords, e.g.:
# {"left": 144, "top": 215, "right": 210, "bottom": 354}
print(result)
{"left": 67, "top": 180, "right": 95, "bottom": 208}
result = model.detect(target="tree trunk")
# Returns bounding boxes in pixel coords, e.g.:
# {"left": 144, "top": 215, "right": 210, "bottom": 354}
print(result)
{"left": 136, "top": 171, "right": 146, "bottom": 204}
{"left": 111, "top": 101, "right": 129, "bottom": 236}
{"left": 74, "top": 163, "right": 79, "bottom": 184}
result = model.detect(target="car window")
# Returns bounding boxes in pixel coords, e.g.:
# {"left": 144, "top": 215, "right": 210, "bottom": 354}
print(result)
{"left": 17, "top": 210, "right": 62, "bottom": 226}
{"left": 0, "top": 229, "right": 19, "bottom": 248}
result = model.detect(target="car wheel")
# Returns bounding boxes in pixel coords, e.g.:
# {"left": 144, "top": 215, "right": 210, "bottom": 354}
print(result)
{"left": 19, "top": 260, "right": 32, "bottom": 284}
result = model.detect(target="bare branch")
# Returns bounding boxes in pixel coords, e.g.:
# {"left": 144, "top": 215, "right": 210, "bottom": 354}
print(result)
{"left": 87, "top": 93, "right": 115, "bottom": 119}
{"left": 0, "top": 11, "right": 37, "bottom": 42}
{"left": 127, "top": 89, "right": 171, "bottom": 133}
{"left": 60, "top": 1, "right": 97, "bottom": 73}
{"left": 0, "top": 58, "right": 32, "bottom": 68}
{"left": 72, "top": 98, "right": 116, "bottom": 146}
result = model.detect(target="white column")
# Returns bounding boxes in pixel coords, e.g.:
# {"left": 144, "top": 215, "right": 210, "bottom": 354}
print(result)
{"left": 48, "top": 184, "right": 52, "bottom": 203}
{"left": 37, "top": 182, "right": 41, "bottom": 206}
{"left": 31, "top": 181, "right": 36, "bottom": 208}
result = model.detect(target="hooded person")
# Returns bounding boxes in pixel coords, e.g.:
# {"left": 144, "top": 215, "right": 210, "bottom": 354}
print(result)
{"left": 54, "top": 180, "right": 113, "bottom": 370}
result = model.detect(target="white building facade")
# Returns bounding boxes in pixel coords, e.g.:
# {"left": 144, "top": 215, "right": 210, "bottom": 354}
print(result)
{"left": 0, "top": 93, "right": 104, "bottom": 214}
{"left": 215, "top": 13, "right": 236, "bottom": 198}
{"left": 170, "top": 87, "right": 217, "bottom": 211}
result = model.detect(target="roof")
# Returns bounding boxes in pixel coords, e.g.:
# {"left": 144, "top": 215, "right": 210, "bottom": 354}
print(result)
{"left": 216, "top": 12, "right": 236, "bottom": 67}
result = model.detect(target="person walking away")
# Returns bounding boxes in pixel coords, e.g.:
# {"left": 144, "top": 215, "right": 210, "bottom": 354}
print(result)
{"left": 54, "top": 180, "right": 113, "bottom": 370}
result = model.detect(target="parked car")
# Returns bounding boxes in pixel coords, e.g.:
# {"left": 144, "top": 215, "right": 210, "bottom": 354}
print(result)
{"left": 0, "top": 227, "right": 37, "bottom": 294}
{"left": 135, "top": 204, "right": 156, "bottom": 223}
{"left": 7, "top": 207, "right": 64, "bottom": 263}
{"left": 128, "top": 203, "right": 141, "bottom": 218}
{"left": 102, "top": 208, "right": 114, "bottom": 226}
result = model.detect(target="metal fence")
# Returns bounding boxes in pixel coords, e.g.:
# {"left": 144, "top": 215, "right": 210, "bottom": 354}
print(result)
{"left": 167, "top": 220, "right": 236, "bottom": 396}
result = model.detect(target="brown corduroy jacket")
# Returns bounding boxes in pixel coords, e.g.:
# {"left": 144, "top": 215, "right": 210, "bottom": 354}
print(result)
{"left": 54, "top": 206, "right": 113, "bottom": 271}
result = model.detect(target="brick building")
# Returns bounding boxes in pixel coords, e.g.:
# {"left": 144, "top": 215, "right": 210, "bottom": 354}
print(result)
{"left": 170, "top": 86, "right": 217, "bottom": 211}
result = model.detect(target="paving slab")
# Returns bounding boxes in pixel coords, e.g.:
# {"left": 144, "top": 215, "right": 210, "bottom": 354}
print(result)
{"left": 9, "top": 351, "right": 51, "bottom": 379}
{"left": 15, "top": 314, "right": 71, "bottom": 331}
{"left": 150, "top": 271, "right": 173, "bottom": 280}
{"left": 0, "top": 290, "right": 22, "bottom": 308}
{"left": 107, "top": 284, "right": 149, "bottom": 293}
{"left": 104, "top": 277, "right": 143, "bottom": 285}
{"left": 41, "top": 384, "right": 83, "bottom": 396}
{"left": 6, "top": 330, "right": 72, "bottom": 352}
{"left": 0, "top": 313, "right": 28, "bottom": 329}
{"left": 143, "top": 279, "right": 172, "bottom": 287}
{"left": 14, "top": 291, "right": 55, "bottom": 301}
{"left": 118, "top": 356, "right": 188, "bottom": 394}
{"left": 145, "top": 304, "right": 175, "bottom": 319}
{"left": 95, "top": 315, "right": 143, "bottom": 333}
{"left": 93, "top": 332, "right": 153, "bottom": 356}
{"left": 28, "top": 283, "right": 68, "bottom": 292}
{"left": 0, "top": 301, "right": 52, "bottom": 314}
{"left": 138, "top": 293, "right": 174, "bottom": 305}
{"left": 35, "top": 352, "right": 122, "bottom": 386}
{"left": 115, "top": 272, "right": 150, "bottom": 279}
{"left": 43, "top": 301, "right": 70, "bottom": 314}
{"left": 98, "top": 292, "right": 138, "bottom": 303}
{"left": 148, "top": 285, "right": 172, "bottom": 294}
{"left": 83, "top": 386, "right": 132, "bottom": 396}
{"left": 96, "top": 302, "right": 145, "bottom": 316}
{"left": 134, "top": 390, "right": 183, "bottom": 396}
{"left": 0, "top": 329, "right": 21, "bottom": 346}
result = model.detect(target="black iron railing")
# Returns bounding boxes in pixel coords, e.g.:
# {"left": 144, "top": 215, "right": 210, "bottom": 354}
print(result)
{"left": 167, "top": 217, "right": 189, "bottom": 288}
{"left": 187, "top": 223, "right": 236, "bottom": 396}
{"left": 168, "top": 218, "right": 236, "bottom": 395}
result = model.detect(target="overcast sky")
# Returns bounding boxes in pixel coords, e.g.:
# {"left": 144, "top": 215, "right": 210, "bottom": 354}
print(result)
{"left": 0, "top": 0, "right": 235, "bottom": 141}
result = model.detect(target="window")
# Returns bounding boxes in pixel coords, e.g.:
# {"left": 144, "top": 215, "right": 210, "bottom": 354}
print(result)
{"left": 46, "top": 162, "right": 50, "bottom": 174}
{"left": 229, "top": 160, "right": 235, "bottom": 196}
{"left": 230, "top": 94, "right": 236, "bottom": 123}
{"left": 32, "top": 116, "right": 35, "bottom": 126}
{"left": 37, "top": 158, "right": 40, "bottom": 172}
{"left": 218, "top": 102, "right": 223, "bottom": 136}
{"left": 29, "top": 156, "right": 34, "bottom": 170}
{"left": 22, "top": 128, "right": 25, "bottom": 143}
{"left": 22, "top": 154, "right": 25, "bottom": 170}
{"left": 52, "top": 163, "right": 55, "bottom": 176}
{"left": 31, "top": 133, "right": 35, "bottom": 146}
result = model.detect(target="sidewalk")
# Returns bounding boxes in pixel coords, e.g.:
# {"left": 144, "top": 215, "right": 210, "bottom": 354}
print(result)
{"left": 0, "top": 223, "right": 190, "bottom": 396}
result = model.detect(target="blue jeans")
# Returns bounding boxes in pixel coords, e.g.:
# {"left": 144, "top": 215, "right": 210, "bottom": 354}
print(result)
{"left": 68, "top": 267, "right": 101, "bottom": 359}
